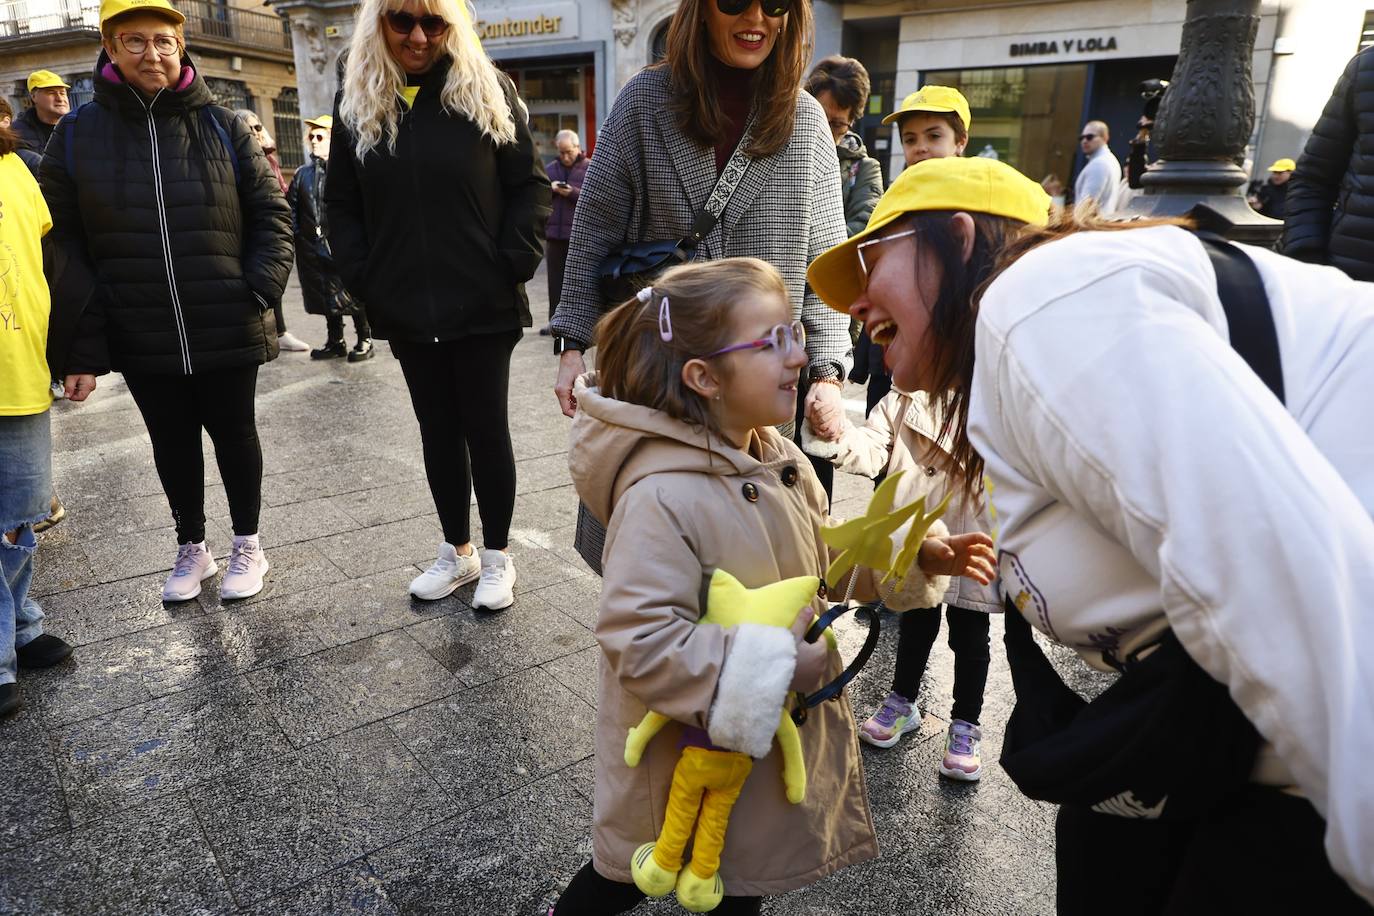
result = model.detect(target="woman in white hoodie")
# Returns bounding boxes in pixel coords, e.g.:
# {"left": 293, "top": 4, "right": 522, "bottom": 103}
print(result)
{"left": 807, "top": 155, "right": 1374, "bottom": 912}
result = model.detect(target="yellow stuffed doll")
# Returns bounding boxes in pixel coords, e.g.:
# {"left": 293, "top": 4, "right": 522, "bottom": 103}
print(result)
{"left": 624, "top": 569, "right": 830, "bottom": 913}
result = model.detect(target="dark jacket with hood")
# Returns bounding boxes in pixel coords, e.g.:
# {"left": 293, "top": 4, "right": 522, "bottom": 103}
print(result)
{"left": 325, "top": 56, "right": 551, "bottom": 342}
{"left": 287, "top": 155, "right": 359, "bottom": 317}
{"left": 13, "top": 106, "right": 55, "bottom": 157}
{"left": 837, "top": 131, "right": 883, "bottom": 238}
{"left": 1282, "top": 46, "right": 1374, "bottom": 280}
{"left": 40, "top": 50, "right": 293, "bottom": 376}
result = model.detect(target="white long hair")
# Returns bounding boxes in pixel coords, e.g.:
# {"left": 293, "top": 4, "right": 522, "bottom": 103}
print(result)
{"left": 339, "top": 0, "right": 518, "bottom": 159}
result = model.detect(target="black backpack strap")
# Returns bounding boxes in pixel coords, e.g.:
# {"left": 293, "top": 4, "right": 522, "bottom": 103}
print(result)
{"left": 1195, "top": 232, "right": 1285, "bottom": 403}
{"left": 790, "top": 601, "right": 882, "bottom": 725}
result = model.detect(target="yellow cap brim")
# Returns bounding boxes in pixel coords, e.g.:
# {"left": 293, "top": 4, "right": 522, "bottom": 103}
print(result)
{"left": 807, "top": 209, "right": 909, "bottom": 315}
{"left": 881, "top": 104, "right": 959, "bottom": 127}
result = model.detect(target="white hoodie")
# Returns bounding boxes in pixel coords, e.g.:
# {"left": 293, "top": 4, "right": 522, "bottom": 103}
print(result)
{"left": 969, "top": 225, "right": 1374, "bottom": 904}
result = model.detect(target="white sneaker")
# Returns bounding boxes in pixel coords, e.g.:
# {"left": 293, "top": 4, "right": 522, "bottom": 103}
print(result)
{"left": 220, "top": 534, "right": 269, "bottom": 600}
{"left": 472, "top": 549, "right": 515, "bottom": 611}
{"left": 409, "top": 542, "right": 480, "bottom": 601}
{"left": 162, "top": 541, "right": 217, "bottom": 601}
{"left": 277, "top": 331, "right": 311, "bottom": 352}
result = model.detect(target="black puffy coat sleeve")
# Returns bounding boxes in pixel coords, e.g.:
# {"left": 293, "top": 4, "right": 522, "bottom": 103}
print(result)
{"left": 495, "top": 75, "right": 551, "bottom": 283}
{"left": 227, "top": 111, "right": 293, "bottom": 302}
{"left": 38, "top": 111, "right": 108, "bottom": 376}
{"left": 1282, "top": 50, "right": 1365, "bottom": 263}
{"left": 323, "top": 95, "right": 370, "bottom": 300}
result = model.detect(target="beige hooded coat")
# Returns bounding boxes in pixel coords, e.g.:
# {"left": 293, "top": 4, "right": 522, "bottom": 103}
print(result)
{"left": 568, "top": 375, "right": 879, "bottom": 896}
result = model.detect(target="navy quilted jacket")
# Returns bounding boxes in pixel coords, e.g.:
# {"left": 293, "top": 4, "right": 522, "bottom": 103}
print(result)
{"left": 1282, "top": 46, "right": 1374, "bottom": 280}
{"left": 40, "top": 50, "right": 293, "bottom": 376}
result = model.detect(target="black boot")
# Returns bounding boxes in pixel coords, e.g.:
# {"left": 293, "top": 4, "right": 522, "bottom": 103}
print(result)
{"left": 311, "top": 339, "right": 348, "bottom": 360}
{"left": 347, "top": 339, "right": 375, "bottom": 362}
{"left": 17, "top": 634, "right": 74, "bottom": 669}
{"left": 0, "top": 683, "right": 19, "bottom": 718}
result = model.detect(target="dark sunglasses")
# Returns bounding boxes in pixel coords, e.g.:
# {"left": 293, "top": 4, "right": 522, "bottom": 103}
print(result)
{"left": 384, "top": 10, "right": 449, "bottom": 37}
{"left": 1079, "top": 133, "right": 1099, "bottom": 141}
{"left": 716, "top": 0, "right": 792, "bottom": 17}
{"left": 308, "top": 132, "right": 327, "bottom": 142}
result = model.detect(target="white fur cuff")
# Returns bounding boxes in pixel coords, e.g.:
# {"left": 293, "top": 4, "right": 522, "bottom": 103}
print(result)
{"left": 708, "top": 623, "right": 796, "bottom": 758}
{"left": 888, "top": 517, "right": 952, "bottom": 612}
{"left": 800, "top": 423, "right": 842, "bottom": 460}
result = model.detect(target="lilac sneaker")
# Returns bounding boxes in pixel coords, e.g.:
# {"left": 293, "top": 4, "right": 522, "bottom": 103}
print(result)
{"left": 939, "top": 719, "right": 983, "bottom": 781}
{"left": 859, "top": 691, "right": 920, "bottom": 748}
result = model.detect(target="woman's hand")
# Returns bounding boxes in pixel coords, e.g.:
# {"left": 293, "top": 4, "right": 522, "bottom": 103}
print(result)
{"left": 63, "top": 374, "right": 97, "bottom": 402}
{"left": 805, "top": 381, "right": 845, "bottom": 440}
{"left": 554, "top": 350, "right": 586, "bottom": 418}
{"left": 788, "top": 606, "right": 829, "bottom": 692}
{"left": 918, "top": 532, "right": 996, "bottom": 585}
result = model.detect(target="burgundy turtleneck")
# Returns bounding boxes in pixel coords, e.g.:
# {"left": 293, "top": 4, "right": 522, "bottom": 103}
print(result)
{"left": 708, "top": 54, "right": 755, "bottom": 174}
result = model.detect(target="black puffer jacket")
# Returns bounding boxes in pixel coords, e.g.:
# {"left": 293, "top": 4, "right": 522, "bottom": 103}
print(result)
{"left": 326, "top": 56, "right": 550, "bottom": 342}
{"left": 41, "top": 50, "right": 293, "bottom": 376}
{"left": 1282, "top": 46, "right": 1374, "bottom": 280}
{"left": 12, "top": 107, "right": 55, "bottom": 156}
{"left": 287, "top": 156, "right": 360, "bottom": 317}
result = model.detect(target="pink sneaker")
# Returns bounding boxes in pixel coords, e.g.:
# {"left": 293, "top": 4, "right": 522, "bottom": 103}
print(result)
{"left": 859, "top": 691, "right": 920, "bottom": 748}
{"left": 939, "top": 719, "right": 982, "bottom": 781}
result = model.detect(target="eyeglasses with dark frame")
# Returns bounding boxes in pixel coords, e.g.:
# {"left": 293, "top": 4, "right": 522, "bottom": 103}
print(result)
{"left": 383, "top": 10, "right": 449, "bottom": 37}
{"left": 703, "top": 320, "right": 806, "bottom": 359}
{"left": 715, "top": 0, "right": 793, "bottom": 18}
{"left": 116, "top": 33, "right": 181, "bottom": 56}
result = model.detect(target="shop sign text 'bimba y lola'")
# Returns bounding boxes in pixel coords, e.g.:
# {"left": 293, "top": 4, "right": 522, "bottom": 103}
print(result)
{"left": 1010, "top": 35, "right": 1119, "bottom": 57}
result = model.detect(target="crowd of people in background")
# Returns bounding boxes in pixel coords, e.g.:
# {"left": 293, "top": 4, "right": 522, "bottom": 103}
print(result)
{"left": 3, "top": 0, "right": 1373, "bottom": 912}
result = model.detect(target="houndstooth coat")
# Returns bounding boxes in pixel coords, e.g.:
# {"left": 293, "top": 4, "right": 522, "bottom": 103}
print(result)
{"left": 548, "top": 65, "right": 852, "bottom": 376}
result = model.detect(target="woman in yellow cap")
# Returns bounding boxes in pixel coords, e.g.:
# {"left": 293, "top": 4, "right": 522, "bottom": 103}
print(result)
{"left": 41, "top": 0, "right": 293, "bottom": 603}
{"left": 807, "top": 155, "right": 1374, "bottom": 911}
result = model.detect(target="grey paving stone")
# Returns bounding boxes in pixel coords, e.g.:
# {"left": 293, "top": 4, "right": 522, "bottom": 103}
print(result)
{"left": 515, "top": 452, "right": 575, "bottom": 496}
{"left": 509, "top": 544, "right": 594, "bottom": 594}
{"left": 0, "top": 704, "right": 68, "bottom": 852}
{"left": 388, "top": 668, "right": 595, "bottom": 812}
{"left": 24, "top": 638, "right": 154, "bottom": 728}
{"left": 262, "top": 456, "right": 427, "bottom": 509}
{"left": 542, "top": 644, "right": 599, "bottom": 706}
{"left": 328, "top": 480, "right": 443, "bottom": 529}
{"left": 0, "top": 793, "right": 234, "bottom": 915}
{"left": 405, "top": 590, "right": 595, "bottom": 687}
{"left": 239, "top": 860, "right": 400, "bottom": 916}
{"left": 28, "top": 538, "right": 98, "bottom": 596}
{"left": 295, "top": 566, "right": 465, "bottom": 647}
{"left": 511, "top": 484, "right": 582, "bottom": 536}
{"left": 55, "top": 491, "right": 180, "bottom": 541}
{"left": 247, "top": 629, "right": 463, "bottom": 747}
{"left": 53, "top": 675, "right": 293, "bottom": 823}
{"left": 33, "top": 570, "right": 209, "bottom": 647}
{"left": 245, "top": 495, "right": 364, "bottom": 549}
{"left": 531, "top": 576, "right": 601, "bottom": 632}
{"left": 558, "top": 755, "right": 596, "bottom": 806}
{"left": 190, "top": 723, "right": 450, "bottom": 907}
{"left": 367, "top": 771, "right": 593, "bottom": 916}
{"left": 80, "top": 518, "right": 234, "bottom": 586}
{"left": 312, "top": 515, "right": 446, "bottom": 580}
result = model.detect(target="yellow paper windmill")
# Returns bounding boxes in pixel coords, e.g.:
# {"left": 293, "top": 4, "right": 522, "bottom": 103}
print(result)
{"left": 887, "top": 490, "right": 953, "bottom": 585}
{"left": 820, "top": 471, "right": 923, "bottom": 590}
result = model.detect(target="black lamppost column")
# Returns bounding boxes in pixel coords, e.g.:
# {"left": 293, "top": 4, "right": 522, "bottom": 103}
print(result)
{"left": 1124, "top": 0, "right": 1281, "bottom": 244}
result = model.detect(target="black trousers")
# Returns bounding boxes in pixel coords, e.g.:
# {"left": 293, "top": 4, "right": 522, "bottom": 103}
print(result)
{"left": 1056, "top": 786, "right": 1373, "bottom": 915}
{"left": 391, "top": 331, "right": 521, "bottom": 549}
{"left": 891, "top": 605, "right": 990, "bottom": 725}
{"left": 271, "top": 299, "right": 287, "bottom": 336}
{"left": 546, "top": 237, "right": 569, "bottom": 323}
{"left": 553, "top": 860, "right": 762, "bottom": 916}
{"left": 325, "top": 310, "right": 372, "bottom": 345}
{"left": 124, "top": 366, "right": 263, "bottom": 544}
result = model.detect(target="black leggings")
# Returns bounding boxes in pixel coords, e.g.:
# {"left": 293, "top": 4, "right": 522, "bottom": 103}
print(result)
{"left": 891, "top": 605, "right": 991, "bottom": 725}
{"left": 391, "top": 331, "right": 521, "bottom": 549}
{"left": 553, "top": 860, "right": 761, "bottom": 916}
{"left": 124, "top": 366, "right": 263, "bottom": 544}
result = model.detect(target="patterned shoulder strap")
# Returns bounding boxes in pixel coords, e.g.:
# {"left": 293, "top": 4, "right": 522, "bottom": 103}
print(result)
{"left": 688, "top": 129, "right": 753, "bottom": 244}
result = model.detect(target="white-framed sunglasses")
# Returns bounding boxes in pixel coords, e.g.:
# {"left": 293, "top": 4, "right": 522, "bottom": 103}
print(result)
{"left": 856, "top": 227, "right": 918, "bottom": 289}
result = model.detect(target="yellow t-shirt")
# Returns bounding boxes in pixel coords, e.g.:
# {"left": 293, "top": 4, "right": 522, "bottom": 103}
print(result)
{"left": 399, "top": 85, "right": 421, "bottom": 109}
{"left": 0, "top": 152, "right": 54, "bottom": 416}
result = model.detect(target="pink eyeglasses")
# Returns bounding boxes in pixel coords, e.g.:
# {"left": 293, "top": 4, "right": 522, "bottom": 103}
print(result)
{"left": 704, "top": 320, "right": 806, "bottom": 358}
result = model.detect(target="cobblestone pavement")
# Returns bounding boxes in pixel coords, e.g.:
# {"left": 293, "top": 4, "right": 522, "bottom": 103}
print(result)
{"left": 0, "top": 269, "right": 1086, "bottom": 914}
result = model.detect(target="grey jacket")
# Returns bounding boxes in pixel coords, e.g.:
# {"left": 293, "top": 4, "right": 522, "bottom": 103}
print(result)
{"left": 549, "top": 66, "right": 851, "bottom": 377}
{"left": 837, "top": 131, "right": 883, "bottom": 237}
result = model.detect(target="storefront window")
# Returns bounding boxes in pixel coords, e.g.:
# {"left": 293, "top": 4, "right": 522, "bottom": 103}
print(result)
{"left": 924, "top": 64, "right": 1088, "bottom": 192}
{"left": 273, "top": 87, "right": 304, "bottom": 169}
{"left": 508, "top": 64, "right": 584, "bottom": 160}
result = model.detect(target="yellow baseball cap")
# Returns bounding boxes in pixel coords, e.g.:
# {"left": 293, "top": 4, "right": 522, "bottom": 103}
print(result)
{"left": 100, "top": 0, "right": 185, "bottom": 27}
{"left": 1267, "top": 158, "right": 1296, "bottom": 172}
{"left": 27, "top": 71, "right": 71, "bottom": 93}
{"left": 882, "top": 85, "right": 972, "bottom": 134}
{"left": 807, "top": 156, "right": 1051, "bottom": 313}
{"left": 304, "top": 115, "right": 333, "bottom": 129}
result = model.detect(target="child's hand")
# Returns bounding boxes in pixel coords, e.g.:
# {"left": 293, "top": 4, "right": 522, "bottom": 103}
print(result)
{"left": 788, "top": 606, "right": 829, "bottom": 692}
{"left": 917, "top": 533, "right": 996, "bottom": 585}
{"left": 804, "top": 397, "right": 845, "bottom": 441}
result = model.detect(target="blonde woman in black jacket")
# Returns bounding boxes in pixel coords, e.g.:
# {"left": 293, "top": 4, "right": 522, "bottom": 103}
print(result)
{"left": 327, "top": 0, "right": 551, "bottom": 610}
{"left": 42, "top": 0, "right": 292, "bottom": 604}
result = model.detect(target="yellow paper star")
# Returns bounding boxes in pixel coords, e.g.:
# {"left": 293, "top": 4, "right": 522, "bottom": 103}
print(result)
{"left": 819, "top": 471, "right": 923, "bottom": 590}
{"left": 887, "top": 490, "right": 953, "bottom": 584}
